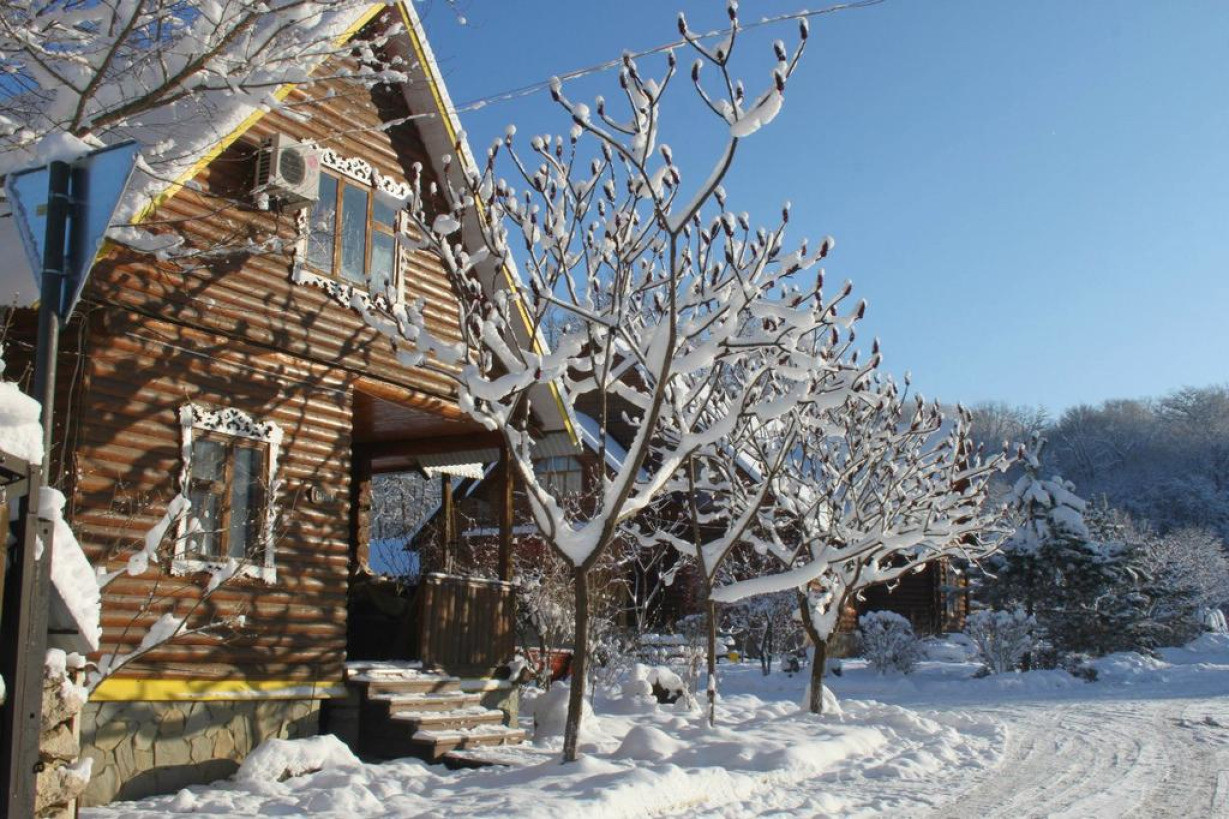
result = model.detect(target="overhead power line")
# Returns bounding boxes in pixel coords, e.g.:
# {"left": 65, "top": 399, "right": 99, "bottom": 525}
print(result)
{"left": 441, "top": 1, "right": 887, "bottom": 118}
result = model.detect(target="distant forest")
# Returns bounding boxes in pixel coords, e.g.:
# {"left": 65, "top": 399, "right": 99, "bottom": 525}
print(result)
{"left": 971, "top": 384, "right": 1229, "bottom": 541}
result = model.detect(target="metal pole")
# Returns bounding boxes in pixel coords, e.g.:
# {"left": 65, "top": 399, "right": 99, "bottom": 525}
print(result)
{"left": 0, "top": 159, "right": 71, "bottom": 817}
{"left": 33, "top": 161, "right": 71, "bottom": 460}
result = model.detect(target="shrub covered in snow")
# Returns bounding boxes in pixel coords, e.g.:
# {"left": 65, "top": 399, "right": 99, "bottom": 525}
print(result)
{"left": 525, "top": 681, "right": 602, "bottom": 744}
{"left": 621, "top": 663, "right": 687, "bottom": 705}
{"left": 858, "top": 611, "right": 922, "bottom": 675}
{"left": 966, "top": 608, "right": 1038, "bottom": 673}
{"left": 1201, "top": 607, "right": 1228, "bottom": 634}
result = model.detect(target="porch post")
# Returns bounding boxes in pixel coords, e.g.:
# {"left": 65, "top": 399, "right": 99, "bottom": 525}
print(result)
{"left": 498, "top": 443, "right": 514, "bottom": 582}
{"left": 441, "top": 474, "right": 454, "bottom": 573}
{"left": 349, "top": 446, "right": 372, "bottom": 573}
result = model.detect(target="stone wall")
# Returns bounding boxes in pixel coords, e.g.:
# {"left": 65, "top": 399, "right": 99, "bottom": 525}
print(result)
{"left": 79, "top": 696, "right": 321, "bottom": 807}
{"left": 37, "top": 661, "right": 91, "bottom": 818}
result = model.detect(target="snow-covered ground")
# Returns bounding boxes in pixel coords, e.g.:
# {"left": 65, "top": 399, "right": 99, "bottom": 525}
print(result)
{"left": 85, "top": 634, "right": 1229, "bottom": 818}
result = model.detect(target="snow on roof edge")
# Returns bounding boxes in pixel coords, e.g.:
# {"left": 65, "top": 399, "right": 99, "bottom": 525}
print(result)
{"left": 398, "top": 3, "right": 576, "bottom": 444}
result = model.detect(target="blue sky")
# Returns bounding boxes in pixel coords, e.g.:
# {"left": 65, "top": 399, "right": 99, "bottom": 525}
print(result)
{"left": 418, "top": 0, "right": 1229, "bottom": 415}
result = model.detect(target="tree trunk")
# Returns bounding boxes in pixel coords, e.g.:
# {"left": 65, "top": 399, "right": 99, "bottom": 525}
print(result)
{"left": 705, "top": 598, "right": 717, "bottom": 727}
{"left": 761, "top": 620, "right": 773, "bottom": 676}
{"left": 562, "top": 567, "right": 590, "bottom": 763}
{"left": 796, "top": 588, "right": 828, "bottom": 714}
{"left": 808, "top": 638, "right": 827, "bottom": 714}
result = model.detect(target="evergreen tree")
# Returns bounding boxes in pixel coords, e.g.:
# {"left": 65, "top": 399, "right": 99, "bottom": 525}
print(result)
{"left": 981, "top": 440, "right": 1156, "bottom": 658}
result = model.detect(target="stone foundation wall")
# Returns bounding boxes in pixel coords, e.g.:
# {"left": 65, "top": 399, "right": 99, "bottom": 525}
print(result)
{"left": 79, "top": 696, "right": 321, "bottom": 807}
{"left": 37, "top": 663, "right": 91, "bottom": 818}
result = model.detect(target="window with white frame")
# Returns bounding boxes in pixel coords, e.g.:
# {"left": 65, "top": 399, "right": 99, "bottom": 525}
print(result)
{"left": 177, "top": 405, "right": 282, "bottom": 581}
{"left": 304, "top": 170, "right": 403, "bottom": 297}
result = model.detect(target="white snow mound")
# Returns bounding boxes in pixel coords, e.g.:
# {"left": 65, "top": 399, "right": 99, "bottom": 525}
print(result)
{"left": 528, "top": 682, "right": 602, "bottom": 743}
{"left": 235, "top": 735, "right": 361, "bottom": 783}
{"left": 0, "top": 376, "right": 43, "bottom": 464}
{"left": 801, "top": 683, "right": 842, "bottom": 716}
{"left": 41, "top": 487, "right": 102, "bottom": 650}
{"left": 613, "top": 724, "right": 685, "bottom": 761}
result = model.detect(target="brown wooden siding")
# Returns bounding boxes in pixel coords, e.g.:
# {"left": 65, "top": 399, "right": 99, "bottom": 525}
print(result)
{"left": 71, "top": 310, "right": 353, "bottom": 682}
{"left": 840, "top": 560, "right": 965, "bottom": 636}
{"left": 418, "top": 573, "right": 516, "bottom": 677}
{"left": 86, "top": 45, "right": 465, "bottom": 405}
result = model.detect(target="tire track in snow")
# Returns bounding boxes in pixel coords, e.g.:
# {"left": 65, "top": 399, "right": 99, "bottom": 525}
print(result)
{"left": 929, "top": 696, "right": 1229, "bottom": 819}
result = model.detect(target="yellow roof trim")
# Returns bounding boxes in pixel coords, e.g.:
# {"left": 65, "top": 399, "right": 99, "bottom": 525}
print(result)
{"left": 130, "top": 3, "right": 388, "bottom": 226}
{"left": 90, "top": 677, "right": 345, "bottom": 702}
{"left": 399, "top": 4, "right": 577, "bottom": 444}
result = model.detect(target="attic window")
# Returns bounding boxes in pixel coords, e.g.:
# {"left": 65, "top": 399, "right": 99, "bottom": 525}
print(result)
{"left": 305, "top": 171, "right": 401, "bottom": 297}
{"left": 535, "top": 456, "right": 583, "bottom": 496}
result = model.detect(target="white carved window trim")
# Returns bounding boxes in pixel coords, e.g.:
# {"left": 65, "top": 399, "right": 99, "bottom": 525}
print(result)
{"left": 291, "top": 147, "right": 411, "bottom": 305}
{"left": 175, "top": 404, "right": 283, "bottom": 583}
{"left": 290, "top": 149, "right": 439, "bottom": 365}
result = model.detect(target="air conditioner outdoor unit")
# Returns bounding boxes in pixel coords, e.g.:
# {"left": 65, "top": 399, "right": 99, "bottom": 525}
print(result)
{"left": 254, "top": 134, "right": 321, "bottom": 210}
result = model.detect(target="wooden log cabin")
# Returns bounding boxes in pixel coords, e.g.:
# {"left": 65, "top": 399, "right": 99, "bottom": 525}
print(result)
{"left": 0, "top": 2, "right": 568, "bottom": 804}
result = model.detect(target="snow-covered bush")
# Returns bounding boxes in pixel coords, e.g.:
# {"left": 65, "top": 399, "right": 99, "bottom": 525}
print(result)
{"left": 966, "top": 608, "right": 1038, "bottom": 673}
{"left": 858, "top": 611, "right": 922, "bottom": 675}
{"left": 527, "top": 682, "right": 602, "bottom": 744}
{"left": 621, "top": 664, "right": 687, "bottom": 705}
{"left": 1200, "top": 607, "right": 1228, "bottom": 634}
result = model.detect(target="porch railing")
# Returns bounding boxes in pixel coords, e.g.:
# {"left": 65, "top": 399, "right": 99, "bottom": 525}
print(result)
{"left": 418, "top": 572, "right": 516, "bottom": 677}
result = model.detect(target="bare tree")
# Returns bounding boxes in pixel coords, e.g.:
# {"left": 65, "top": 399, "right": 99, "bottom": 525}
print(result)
{"left": 377, "top": 3, "right": 881, "bottom": 759}
{"left": 0, "top": 1, "right": 398, "bottom": 167}
{"left": 709, "top": 379, "right": 1015, "bottom": 713}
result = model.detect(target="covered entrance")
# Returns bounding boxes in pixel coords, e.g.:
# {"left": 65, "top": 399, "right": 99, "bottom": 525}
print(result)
{"left": 345, "top": 381, "right": 519, "bottom": 678}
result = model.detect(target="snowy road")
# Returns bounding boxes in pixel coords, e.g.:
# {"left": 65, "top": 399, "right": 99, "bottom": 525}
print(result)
{"left": 929, "top": 694, "right": 1229, "bottom": 819}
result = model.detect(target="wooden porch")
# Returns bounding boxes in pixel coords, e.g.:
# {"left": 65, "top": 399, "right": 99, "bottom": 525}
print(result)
{"left": 346, "top": 383, "right": 521, "bottom": 676}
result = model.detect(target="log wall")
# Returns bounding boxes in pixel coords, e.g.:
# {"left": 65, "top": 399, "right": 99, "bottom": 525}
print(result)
{"left": 75, "top": 310, "right": 353, "bottom": 682}
{"left": 47, "top": 19, "right": 474, "bottom": 684}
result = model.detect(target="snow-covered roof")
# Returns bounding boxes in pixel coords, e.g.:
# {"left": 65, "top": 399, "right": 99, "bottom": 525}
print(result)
{"left": 0, "top": 2, "right": 386, "bottom": 297}
{"left": 573, "top": 411, "right": 650, "bottom": 480}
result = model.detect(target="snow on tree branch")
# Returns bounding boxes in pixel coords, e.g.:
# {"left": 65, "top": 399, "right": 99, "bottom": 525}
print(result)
{"left": 0, "top": 0, "right": 409, "bottom": 220}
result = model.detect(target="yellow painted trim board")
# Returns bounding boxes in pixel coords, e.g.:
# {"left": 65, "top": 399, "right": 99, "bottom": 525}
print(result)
{"left": 130, "top": 3, "right": 387, "bottom": 226}
{"left": 91, "top": 677, "right": 346, "bottom": 702}
{"left": 400, "top": 4, "right": 578, "bottom": 444}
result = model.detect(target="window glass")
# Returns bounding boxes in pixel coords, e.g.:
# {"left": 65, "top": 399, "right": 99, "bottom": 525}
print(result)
{"left": 228, "top": 445, "right": 265, "bottom": 560}
{"left": 191, "top": 439, "right": 226, "bottom": 482}
{"left": 187, "top": 488, "right": 221, "bottom": 559}
{"left": 184, "top": 434, "right": 271, "bottom": 564}
{"left": 306, "top": 174, "right": 337, "bottom": 273}
{"left": 370, "top": 231, "right": 395, "bottom": 295}
{"left": 340, "top": 183, "right": 369, "bottom": 284}
{"left": 537, "top": 456, "right": 583, "bottom": 496}
{"left": 373, "top": 197, "right": 396, "bottom": 230}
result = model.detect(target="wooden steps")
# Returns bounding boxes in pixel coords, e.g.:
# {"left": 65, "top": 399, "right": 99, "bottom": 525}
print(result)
{"left": 340, "top": 662, "right": 523, "bottom": 763}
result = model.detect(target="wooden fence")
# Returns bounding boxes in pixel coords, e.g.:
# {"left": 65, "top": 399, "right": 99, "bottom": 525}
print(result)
{"left": 418, "top": 573, "right": 516, "bottom": 677}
